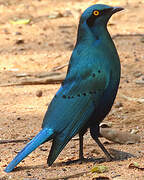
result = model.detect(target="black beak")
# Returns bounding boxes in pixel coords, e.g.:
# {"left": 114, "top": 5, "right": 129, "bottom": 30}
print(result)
{"left": 112, "top": 7, "right": 124, "bottom": 14}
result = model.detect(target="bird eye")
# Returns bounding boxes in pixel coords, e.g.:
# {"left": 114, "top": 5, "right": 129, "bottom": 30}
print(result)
{"left": 93, "top": 10, "right": 100, "bottom": 16}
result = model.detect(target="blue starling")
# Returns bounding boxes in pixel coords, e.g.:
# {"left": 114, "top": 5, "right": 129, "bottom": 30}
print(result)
{"left": 5, "top": 4, "right": 123, "bottom": 173}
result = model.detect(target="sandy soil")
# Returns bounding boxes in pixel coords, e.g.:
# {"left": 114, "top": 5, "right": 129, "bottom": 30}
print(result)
{"left": 0, "top": 0, "right": 144, "bottom": 179}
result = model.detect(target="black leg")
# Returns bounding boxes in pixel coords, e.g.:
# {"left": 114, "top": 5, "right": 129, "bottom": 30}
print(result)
{"left": 65, "top": 129, "right": 87, "bottom": 165}
{"left": 93, "top": 136, "right": 113, "bottom": 160}
{"left": 90, "top": 126, "right": 113, "bottom": 161}
{"left": 78, "top": 128, "right": 88, "bottom": 162}
{"left": 79, "top": 132, "right": 84, "bottom": 160}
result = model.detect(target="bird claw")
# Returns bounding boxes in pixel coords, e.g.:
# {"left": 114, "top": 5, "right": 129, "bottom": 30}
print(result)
{"left": 65, "top": 157, "right": 87, "bottom": 165}
{"left": 106, "top": 155, "right": 115, "bottom": 162}
{"left": 77, "top": 157, "right": 87, "bottom": 164}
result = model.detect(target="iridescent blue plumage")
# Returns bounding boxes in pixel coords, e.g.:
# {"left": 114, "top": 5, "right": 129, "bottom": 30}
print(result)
{"left": 5, "top": 4, "right": 123, "bottom": 173}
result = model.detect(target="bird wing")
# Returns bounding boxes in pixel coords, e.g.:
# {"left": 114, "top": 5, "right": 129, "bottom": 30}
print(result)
{"left": 44, "top": 61, "right": 110, "bottom": 165}
{"left": 42, "top": 55, "right": 110, "bottom": 133}
{"left": 42, "top": 53, "right": 111, "bottom": 165}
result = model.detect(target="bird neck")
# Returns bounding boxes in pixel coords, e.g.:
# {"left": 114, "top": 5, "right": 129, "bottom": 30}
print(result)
{"left": 76, "top": 22, "right": 111, "bottom": 45}
{"left": 91, "top": 25, "right": 109, "bottom": 40}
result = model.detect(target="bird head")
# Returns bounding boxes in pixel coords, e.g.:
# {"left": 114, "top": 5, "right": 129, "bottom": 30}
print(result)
{"left": 80, "top": 4, "right": 124, "bottom": 28}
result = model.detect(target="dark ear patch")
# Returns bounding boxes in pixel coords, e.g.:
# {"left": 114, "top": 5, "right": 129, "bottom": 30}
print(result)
{"left": 86, "top": 9, "right": 101, "bottom": 27}
{"left": 86, "top": 8, "right": 113, "bottom": 27}
{"left": 86, "top": 14, "right": 96, "bottom": 27}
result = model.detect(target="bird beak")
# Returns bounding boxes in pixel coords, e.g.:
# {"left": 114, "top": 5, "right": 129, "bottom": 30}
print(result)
{"left": 112, "top": 7, "right": 124, "bottom": 14}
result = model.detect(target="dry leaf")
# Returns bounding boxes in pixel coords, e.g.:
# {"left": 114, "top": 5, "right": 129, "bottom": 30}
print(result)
{"left": 129, "top": 162, "right": 144, "bottom": 170}
{"left": 91, "top": 165, "right": 108, "bottom": 173}
{"left": 10, "top": 19, "right": 31, "bottom": 25}
{"left": 92, "top": 176, "right": 110, "bottom": 180}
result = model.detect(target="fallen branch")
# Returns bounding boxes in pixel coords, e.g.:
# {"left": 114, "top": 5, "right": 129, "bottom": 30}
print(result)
{"left": 0, "top": 139, "right": 29, "bottom": 144}
{"left": 100, "top": 128, "right": 141, "bottom": 144}
{"left": 0, "top": 62, "right": 68, "bottom": 87}
{"left": 0, "top": 72, "right": 66, "bottom": 87}
{"left": 112, "top": 33, "right": 144, "bottom": 39}
{"left": 121, "top": 94, "right": 144, "bottom": 103}
{"left": 47, "top": 171, "right": 89, "bottom": 180}
{"left": 51, "top": 63, "right": 68, "bottom": 72}
{"left": 135, "top": 80, "right": 144, "bottom": 85}
{"left": 35, "top": 64, "right": 68, "bottom": 78}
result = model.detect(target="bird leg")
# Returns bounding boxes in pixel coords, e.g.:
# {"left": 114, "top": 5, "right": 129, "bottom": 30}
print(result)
{"left": 90, "top": 126, "right": 113, "bottom": 161}
{"left": 79, "top": 132, "right": 84, "bottom": 161}
{"left": 65, "top": 131, "right": 86, "bottom": 165}
{"left": 76, "top": 128, "right": 88, "bottom": 163}
{"left": 93, "top": 136, "right": 113, "bottom": 160}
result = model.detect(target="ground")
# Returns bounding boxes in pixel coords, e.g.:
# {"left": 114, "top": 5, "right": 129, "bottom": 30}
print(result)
{"left": 0, "top": 0, "right": 144, "bottom": 179}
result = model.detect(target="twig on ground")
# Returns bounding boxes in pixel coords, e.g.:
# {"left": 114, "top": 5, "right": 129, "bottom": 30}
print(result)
{"left": 112, "top": 33, "right": 144, "bottom": 39}
{"left": 121, "top": 94, "right": 144, "bottom": 103}
{"left": 52, "top": 63, "right": 68, "bottom": 71}
{"left": 0, "top": 139, "right": 29, "bottom": 144}
{"left": 0, "top": 72, "right": 66, "bottom": 87}
{"left": 135, "top": 80, "right": 144, "bottom": 85}
{"left": 47, "top": 171, "right": 90, "bottom": 180}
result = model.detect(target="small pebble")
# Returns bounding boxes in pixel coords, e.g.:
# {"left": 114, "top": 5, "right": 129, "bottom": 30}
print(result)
{"left": 36, "top": 90, "right": 43, "bottom": 97}
{"left": 26, "top": 171, "right": 32, "bottom": 176}
{"left": 17, "top": 117, "right": 21, "bottom": 120}
{"left": 130, "top": 129, "right": 139, "bottom": 134}
{"left": 140, "top": 36, "right": 144, "bottom": 43}
{"left": 39, "top": 147, "right": 48, "bottom": 151}
{"left": 18, "top": 47, "right": 25, "bottom": 51}
{"left": 135, "top": 58, "right": 139, "bottom": 62}
{"left": 3, "top": 29, "right": 9, "bottom": 34}
{"left": 15, "top": 39, "right": 24, "bottom": 44}
{"left": 15, "top": 32, "right": 22, "bottom": 35}
{"left": 62, "top": 168, "right": 67, "bottom": 171}
{"left": 115, "top": 102, "right": 123, "bottom": 108}
{"left": 125, "top": 79, "right": 129, "bottom": 83}
{"left": 133, "top": 71, "right": 142, "bottom": 78}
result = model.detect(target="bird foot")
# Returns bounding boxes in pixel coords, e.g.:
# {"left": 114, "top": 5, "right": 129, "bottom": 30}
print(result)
{"left": 77, "top": 157, "right": 87, "bottom": 164}
{"left": 106, "top": 155, "right": 115, "bottom": 162}
{"left": 65, "top": 157, "right": 87, "bottom": 165}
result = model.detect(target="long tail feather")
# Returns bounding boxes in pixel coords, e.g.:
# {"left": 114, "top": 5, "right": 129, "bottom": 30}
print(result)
{"left": 47, "top": 135, "right": 71, "bottom": 166}
{"left": 4, "top": 128, "right": 53, "bottom": 173}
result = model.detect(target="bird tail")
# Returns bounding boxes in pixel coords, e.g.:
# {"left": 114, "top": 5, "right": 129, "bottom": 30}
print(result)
{"left": 4, "top": 128, "right": 54, "bottom": 173}
{"left": 47, "top": 138, "right": 66, "bottom": 166}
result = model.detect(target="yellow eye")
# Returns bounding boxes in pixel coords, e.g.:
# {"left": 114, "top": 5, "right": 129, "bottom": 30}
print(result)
{"left": 93, "top": 10, "right": 100, "bottom": 16}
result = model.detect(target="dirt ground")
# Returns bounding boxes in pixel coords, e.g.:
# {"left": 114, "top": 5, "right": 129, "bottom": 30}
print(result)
{"left": 0, "top": 0, "right": 144, "bottom": 179}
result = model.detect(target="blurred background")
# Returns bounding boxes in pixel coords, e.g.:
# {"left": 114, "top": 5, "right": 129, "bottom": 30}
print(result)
{"left": 0, "top": 0, "right": 144, "bottom": 179}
